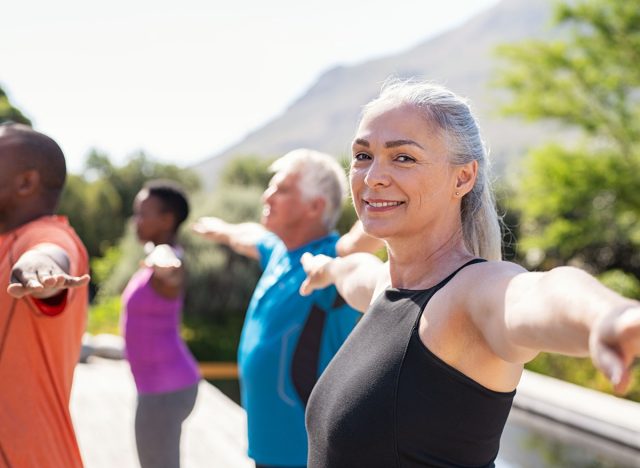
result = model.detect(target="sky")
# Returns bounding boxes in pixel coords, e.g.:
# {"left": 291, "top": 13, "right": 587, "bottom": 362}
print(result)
{"left": 1, "top": 0, "right": 500, "bottom": 174}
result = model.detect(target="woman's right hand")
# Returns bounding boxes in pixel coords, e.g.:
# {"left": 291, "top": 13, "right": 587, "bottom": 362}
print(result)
{"left": 300, "top": 253, "right": 335, "bottom": 296}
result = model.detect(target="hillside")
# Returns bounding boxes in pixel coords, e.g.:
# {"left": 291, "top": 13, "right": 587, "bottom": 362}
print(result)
{"left": 194, "top": 0, "right": 558, "bottom": 190}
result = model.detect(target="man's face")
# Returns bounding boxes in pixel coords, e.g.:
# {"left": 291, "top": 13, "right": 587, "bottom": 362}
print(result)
{"left": 260, "top": 171, "right": 311, "bottom": 238}
{"left": 0, "top": 129, "right": 21, "bottom": 232}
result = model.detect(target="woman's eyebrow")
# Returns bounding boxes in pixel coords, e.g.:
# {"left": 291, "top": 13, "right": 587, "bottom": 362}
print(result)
{"left": 385, "top": 139, "right": 424, "bottom": 150}
{"left": 352, "top": 138, "right": 424, "bottom": 150}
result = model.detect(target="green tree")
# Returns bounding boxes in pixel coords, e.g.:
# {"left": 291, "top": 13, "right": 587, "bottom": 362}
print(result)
{"left": 496, "top": 0, "right": 640, "bottom": 275}
{"left": 0, "top": 86, "right": 31, "bottom": 125}
{"left": 496, "top": 0, "right": 640, "bottom": 401}
{"left": 58, "top": 150, "right": 201, "bottom": 257}
{"left": 220, "top": 155, "right": 274, "bottom": 189}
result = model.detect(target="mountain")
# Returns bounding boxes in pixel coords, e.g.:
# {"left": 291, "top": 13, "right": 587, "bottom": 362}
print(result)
{"left": 194, "top": 0, "right": 557, "bottom": 191}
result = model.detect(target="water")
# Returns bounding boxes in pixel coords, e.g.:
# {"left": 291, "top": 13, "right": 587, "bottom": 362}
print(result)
{"left": 210, "top": 380, "right": 640, "bottom": 467}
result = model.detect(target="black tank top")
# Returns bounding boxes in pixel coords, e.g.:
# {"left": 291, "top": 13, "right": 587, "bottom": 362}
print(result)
{"left": 306, "top": 259, "right": 515, "bottom": 468}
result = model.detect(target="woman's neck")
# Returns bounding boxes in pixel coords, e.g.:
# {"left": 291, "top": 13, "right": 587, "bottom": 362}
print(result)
{"left": 148, "top": 232, "right": 177, "bottom": 247}
{"left": 386, "top": 226, "right": 474, "bottom": 290}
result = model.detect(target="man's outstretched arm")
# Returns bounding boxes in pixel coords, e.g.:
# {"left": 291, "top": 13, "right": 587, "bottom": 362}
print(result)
{"left": 191, "top": 216, "right": 266, "bottom": 260}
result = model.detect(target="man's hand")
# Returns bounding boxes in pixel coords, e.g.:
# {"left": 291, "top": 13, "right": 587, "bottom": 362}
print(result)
{"left": 8, "top": 246, "right": 90, "bottom": 299}
{"left": 191, "top": 217, "right": 263, "bottom": 259}
{"left": 299, "top": 253, "right": 335, "bottom": 296}
{"left": 590, "top": 305, "right": 640, "bottom": 394}
{"left": 191, "top": 217, "right": 231, "bottom": 243}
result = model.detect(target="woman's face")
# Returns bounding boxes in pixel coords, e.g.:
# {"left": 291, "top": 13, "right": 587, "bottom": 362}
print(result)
{"left": 132, "top": 190, "right": 172, "bottom": 244}
{"left": 350, "top": 101, "right": 458, "bottom": 241}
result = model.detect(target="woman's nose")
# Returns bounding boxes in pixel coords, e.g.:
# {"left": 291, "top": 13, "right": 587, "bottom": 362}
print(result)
{"left": 364, "top": 160, "right": 390, "bottom": 188}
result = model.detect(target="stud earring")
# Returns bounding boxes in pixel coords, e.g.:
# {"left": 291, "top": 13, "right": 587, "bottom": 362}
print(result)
{"left": 455, "top": 191, "right": 460, "bottom": 196}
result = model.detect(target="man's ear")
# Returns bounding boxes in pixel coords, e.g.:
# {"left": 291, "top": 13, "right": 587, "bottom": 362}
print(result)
{"left": 308, "top": 197, "right": 326, "bottom": 220}
{"left": 454, "top": 160, "right": 478, "bottom": 197}
{"left": 15, "top": 170, "right": 40, "bottom": 197}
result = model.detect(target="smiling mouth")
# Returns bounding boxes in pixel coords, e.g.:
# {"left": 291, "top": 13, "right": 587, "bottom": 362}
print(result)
{"left": 364, "top": 200, "right": 404, "bottom": 208}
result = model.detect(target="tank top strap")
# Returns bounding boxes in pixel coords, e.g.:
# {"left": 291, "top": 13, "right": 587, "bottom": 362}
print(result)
{"left": 408, "top": 257, "right": 487, "bottom": 326}
{"left": 430, "top": 257, "right": 487, "bottom": 293}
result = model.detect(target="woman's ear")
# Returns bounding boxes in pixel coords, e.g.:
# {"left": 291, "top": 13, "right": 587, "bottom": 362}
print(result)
{"left": 454, "top": 160, "right": 478, "bottom": 197}
{"left": 160, "top": 211, "right": 177, "bottom": 232}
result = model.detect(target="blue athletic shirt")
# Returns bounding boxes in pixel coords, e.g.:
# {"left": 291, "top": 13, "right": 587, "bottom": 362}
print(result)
{"left": 237, "top": 231, "right": 361, "bottom": 466}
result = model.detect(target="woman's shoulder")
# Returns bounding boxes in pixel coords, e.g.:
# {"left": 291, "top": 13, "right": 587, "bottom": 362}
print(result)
{"left": 438, "top": 259, "right": 527, "bottom": 302}
{"left": 463, "top": 258, "right": 526, "bottom": 276}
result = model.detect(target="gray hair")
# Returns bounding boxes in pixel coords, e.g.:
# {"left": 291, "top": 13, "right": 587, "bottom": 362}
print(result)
{"left": 361, "top": 80, "right": 502, "bottom": 260}
{"left": 269, "top": 148, "right": 347, "bottom": 230}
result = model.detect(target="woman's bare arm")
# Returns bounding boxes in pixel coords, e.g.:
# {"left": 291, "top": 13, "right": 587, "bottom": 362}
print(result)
{"left": 299, "top": 252, "right": 387, "bottom": 313}
{"left": 465, "top": 262, "right": 640, "bottom": 393}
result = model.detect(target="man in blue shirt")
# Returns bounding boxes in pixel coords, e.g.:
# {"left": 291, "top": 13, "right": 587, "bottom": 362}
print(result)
{"left": 193, "top": 148, "right": 381, "bottom": 467}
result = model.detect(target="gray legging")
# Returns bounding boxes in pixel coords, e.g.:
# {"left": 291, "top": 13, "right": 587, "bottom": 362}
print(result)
{"left": 135, "top": 383, "right": 199, "bottom": 468}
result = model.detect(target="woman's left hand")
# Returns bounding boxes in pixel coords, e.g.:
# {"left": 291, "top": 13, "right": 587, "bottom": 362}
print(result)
{"left": 590, "top": 305, "right": 640, "bottom": 394}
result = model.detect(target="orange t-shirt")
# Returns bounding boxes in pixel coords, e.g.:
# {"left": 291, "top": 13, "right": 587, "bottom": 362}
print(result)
{"left": 0, "top": 216, "right": 89, "bottom": 468}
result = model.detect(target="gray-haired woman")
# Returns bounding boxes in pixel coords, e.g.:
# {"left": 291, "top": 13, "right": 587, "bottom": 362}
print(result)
{"left": 299, "top": 80, "right": 640, "bottom": 468}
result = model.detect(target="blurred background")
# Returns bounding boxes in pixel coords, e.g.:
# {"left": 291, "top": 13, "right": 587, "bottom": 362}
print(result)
{"left": 2, "top": 0, "right": 639, "bottom": 402}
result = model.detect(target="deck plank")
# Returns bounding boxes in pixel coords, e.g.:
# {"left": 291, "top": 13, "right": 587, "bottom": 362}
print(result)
{"left": 70, "top": 357, "right": 252, "bottom": 468}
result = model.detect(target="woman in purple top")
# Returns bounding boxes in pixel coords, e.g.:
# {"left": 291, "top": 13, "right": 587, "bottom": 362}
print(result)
{"left": 121, "top": 179, "right": 201, "bottom": 468}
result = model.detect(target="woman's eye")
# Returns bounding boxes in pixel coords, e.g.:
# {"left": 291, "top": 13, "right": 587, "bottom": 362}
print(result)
{"left": 353, "top": 152, "right": 371, "bottom": 161}
{"left": 396, "top": 154, "right": 416, "bottom": 163}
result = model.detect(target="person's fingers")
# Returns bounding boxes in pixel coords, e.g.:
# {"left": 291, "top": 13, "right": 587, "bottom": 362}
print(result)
{"left": 64, "top": 274, "right": 91, "bottom": 288}
{"left": 191, "top": 223, "right": 205, "bottom": 233}
{"left": 7, "top": 274, "right": 90, "bottom": 298}
{"left": 39, "top": 271, "right": 60, "bottom": 288}
{"left": 590, "top": 305, "right": 640, "bottom": 394}
{"left": 192, "top": 217, "right": 222, "bottom": 233}
{"left": 617, "top": 307, "right": 640, "bottom": 351}
{"left": 591, "top": 339, "right": 625, "bottom": 393}
{"left": 299, "top": 278, "right": 312, "bottom": 296}
{"left": 300, "top": 252, "right": 314, "bottom": 270}
{"left": 7, "top": 277, "right": 44, "bottom": 298}
{"left": 16, "top": 271, "right": 44, "bottom": 291}
{"left": 614, "top": 367, "right": 632, "bottom": 395}
{"left": 7, "top": 283, "right": 29, "bottom": 298}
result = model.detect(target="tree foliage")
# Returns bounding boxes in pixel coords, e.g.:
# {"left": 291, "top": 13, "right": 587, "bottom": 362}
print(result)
{"left": 496, "top": 0, "right": 640, "bottom": 401}
{"left": 496, "top": 0, "right": 640, "bottom": 277}
{"left": 58, "top": 150, "right": 201, "bottom": 257}
{"left": 0, "top": 86, "right": 31, "bottom": 125}
{"left": 220, "top": 155, "right": 274, "bottom": 189}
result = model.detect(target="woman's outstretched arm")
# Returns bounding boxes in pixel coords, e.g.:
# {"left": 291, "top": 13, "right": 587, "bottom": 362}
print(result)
{"left": 300, "top": 252, "right": 387, "bottom": 313}
{"left": 465, "top": 262, "right": 640, "bottom": 393}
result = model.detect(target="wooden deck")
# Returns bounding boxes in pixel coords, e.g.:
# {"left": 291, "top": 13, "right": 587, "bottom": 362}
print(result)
{"left": 71, "top": 354, "right": 640, "bottom": 467}
{"left": 70, "top": 357, "right": 252, "bottom": 468}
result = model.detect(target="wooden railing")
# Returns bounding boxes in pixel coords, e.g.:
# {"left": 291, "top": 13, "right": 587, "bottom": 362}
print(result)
{"left": 198, "top": 361, "right": 238, "bottom": 379}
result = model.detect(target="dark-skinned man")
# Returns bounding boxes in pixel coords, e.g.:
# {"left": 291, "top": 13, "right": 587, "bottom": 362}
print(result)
{"left": 0, "top": 123, "right": 90, "bottom": 468}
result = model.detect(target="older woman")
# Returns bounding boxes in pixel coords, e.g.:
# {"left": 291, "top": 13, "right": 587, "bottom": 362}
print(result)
{"left": 299, "top": 80, "right": 640, "bottom": 468}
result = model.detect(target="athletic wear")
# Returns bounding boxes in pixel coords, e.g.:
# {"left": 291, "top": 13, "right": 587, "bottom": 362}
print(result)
{"left": 307, "top": 259, "right": 515, "bottom": 468}
{"left": 122, "top": 257, "right": 201, "bottom": 468}
{"left": 0, "top": 216, "right": 89, "bottom": 468}
{"left": 238, "top": 232, "right": 361, "bottom": 466}
{"left": 122, "top": 266, "right": 201, "bottom": 394}
{"left": 135, "top": 383, "right": 199, "bottom": 468}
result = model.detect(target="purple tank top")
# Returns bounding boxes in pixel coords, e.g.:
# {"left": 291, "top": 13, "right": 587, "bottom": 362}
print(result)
{"left": 121, "top": 267, "right": 200, "bottom": 394}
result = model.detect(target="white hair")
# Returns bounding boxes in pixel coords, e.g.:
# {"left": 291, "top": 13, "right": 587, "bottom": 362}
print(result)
{"left": 361, "top": 79, "right": 503, "bottom": 260}
{"left": 269, "top": 148, "right": 347, "bottom": 230}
